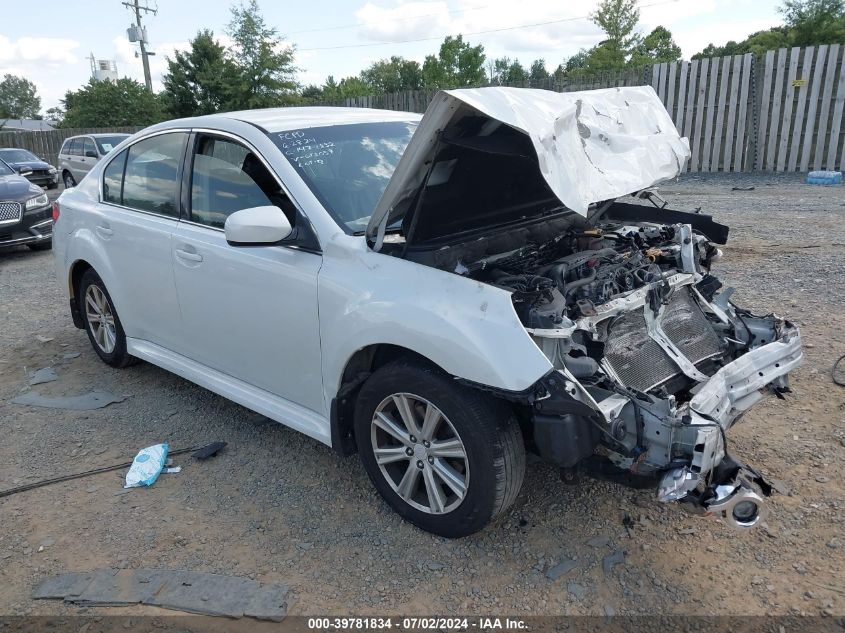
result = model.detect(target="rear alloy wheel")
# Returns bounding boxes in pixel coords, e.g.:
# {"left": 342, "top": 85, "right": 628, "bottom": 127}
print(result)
{"left": 78, "top": 268, "right": 136, "bottom": 367}
{"left": 63, "top": 172, "right": 76, "bottom": 188}
{"left": 354, "top": 359, "right": 525, "bottom": 537}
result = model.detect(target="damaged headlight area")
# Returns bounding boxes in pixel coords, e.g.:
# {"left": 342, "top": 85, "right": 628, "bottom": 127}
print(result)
{"left": 467, "top": 201, "right": 802, "bottom": 529}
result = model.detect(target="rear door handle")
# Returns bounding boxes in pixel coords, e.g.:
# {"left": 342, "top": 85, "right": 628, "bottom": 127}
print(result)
{"left": 95, "top": 225, "right": 113, "bottom": 239}
{"left": 175, "top": 248, "right": 203, "bottom": 262}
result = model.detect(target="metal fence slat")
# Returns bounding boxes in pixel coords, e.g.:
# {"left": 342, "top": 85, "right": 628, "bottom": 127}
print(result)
{"left": 702, "top": 58, "right": 719, "bottom": 171}
{"left": 800, "top": 45, "right": 827, "bottom": 171}
{"left": 755, "top": 50, "right": 775, "bottom": 170}
{"left": 776, "top": 47, "right": 801, "bottom": 171}
{"left": 788, "top": 46, "right": 814, "bottom": 171}
{"left": 813, "top": 44, "right": 839, "bottom": 170}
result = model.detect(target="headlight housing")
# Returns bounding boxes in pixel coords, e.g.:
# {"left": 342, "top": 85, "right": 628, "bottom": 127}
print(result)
{"left": 48, "top": 167, "right": 57, "bottom": 174}
{"left": 25, "top": 193, "right": 49, "bottom": 210}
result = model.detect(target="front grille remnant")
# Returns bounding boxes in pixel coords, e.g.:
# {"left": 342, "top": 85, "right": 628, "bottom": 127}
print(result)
{"left": 0, "top": 202, "right": 22, "bottom": 224}
{"left": 603, "top": 287, "right": 723, "bottom": 392}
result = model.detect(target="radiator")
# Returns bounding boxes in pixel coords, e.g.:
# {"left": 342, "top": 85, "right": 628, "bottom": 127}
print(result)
{"left": 603, "top": 287, "right": 724, "bottom": 392}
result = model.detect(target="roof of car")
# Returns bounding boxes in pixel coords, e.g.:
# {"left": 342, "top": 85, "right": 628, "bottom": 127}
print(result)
{"left": 64, "top": 133, "right": 131, "bottom": 140}
{"left": 207, "top": 107, "right": 422, "bottom": 133}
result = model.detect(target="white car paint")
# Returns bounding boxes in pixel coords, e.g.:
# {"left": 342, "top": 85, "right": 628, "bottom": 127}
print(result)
{"left": 53, "top": 107, "right": 553, "bottom": 448}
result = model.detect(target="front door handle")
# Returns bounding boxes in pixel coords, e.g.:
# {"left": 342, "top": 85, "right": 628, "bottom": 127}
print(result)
{"left": 175, "top": 248, "right": 203, "bottom": 263}
{"left": 95, "top": 225, "right": 113, "bottom": 239}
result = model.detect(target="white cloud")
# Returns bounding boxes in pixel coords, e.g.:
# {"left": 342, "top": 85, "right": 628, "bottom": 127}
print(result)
{"left": 356, "top": 1, "right": 452, "bottom": 41}
{"left": 0, "top": 35, "right": 80, "bottom": 66}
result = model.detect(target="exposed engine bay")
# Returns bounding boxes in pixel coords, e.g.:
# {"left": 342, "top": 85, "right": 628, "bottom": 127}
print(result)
{"left": 421, "top": 196, "right": 803, "bottom": 529}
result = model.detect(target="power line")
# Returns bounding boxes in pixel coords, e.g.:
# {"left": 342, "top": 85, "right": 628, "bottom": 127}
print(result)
{"left": 287, "top": 3, "right": 493, "bottom": 36}
{"left": 298, "top": 0, "right": 680, "bottom": 52}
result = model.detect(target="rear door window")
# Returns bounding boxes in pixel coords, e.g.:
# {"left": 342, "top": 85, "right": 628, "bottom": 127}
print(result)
{"left": 122, "top": 133, "right": 187, "bottom": 217}
{"left": 82, "top": 138, "right": 96, "bottom": 158}
{"left": 102, "top": 149, "right": 128, "bottom": 204}
{"left": 68, "top": 139, "right": 82, "bottom": 156}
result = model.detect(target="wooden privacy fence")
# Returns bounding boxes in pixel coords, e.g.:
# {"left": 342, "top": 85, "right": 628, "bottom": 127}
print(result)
{"left": 0, "top": 126, "right": 142, "bottom": 169}
{"left": 2, "top": 46, "right": 842, "bottom": 174}
{"left": 334, "top": 45, "right": 845, "bottom": 173}
{"left": 651, "top": 44, "right": 845, "bottom": 173}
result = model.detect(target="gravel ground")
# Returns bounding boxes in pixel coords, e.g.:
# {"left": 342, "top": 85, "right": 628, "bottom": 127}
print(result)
{"left": 0, "top": 174, "right": 843, "bottom": 618}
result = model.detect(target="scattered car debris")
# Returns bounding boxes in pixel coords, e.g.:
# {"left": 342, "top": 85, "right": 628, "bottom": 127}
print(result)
{"left": 833, "top": 354, "right": 845, "bottom": 387}
{"left": 164, "top": 466, "right": 182, "bottom": 474}
{"left": 124, "top": 443, "right": 169, "bottom": 489}
{"left": 28, "top": 367, "right": 58, "bottom": 385}
{"left": 11, "top": 389, "right": 126, "bottom": 410}
{"left": 603, "top": 549, "right": 626, "bottom": 575}
{"left": 731, "top": 186, "right": 755, "bottom": 191}
{"left": 0, "top": 443, "right": 225, "bottom": 499}
{"left": 192, "top": 441, "right": 227, "bottom": 460}
{"left": 33, "top": 569, "right": 289, "bottom": 620}
{"left": 35, "top": 334, "right": 54, "bottom": 343}
{"left": 62, "top": 351, "right": 81, "bottom": 359}
{"left": 545, "top": 559, "right": 578, "bottom": 581}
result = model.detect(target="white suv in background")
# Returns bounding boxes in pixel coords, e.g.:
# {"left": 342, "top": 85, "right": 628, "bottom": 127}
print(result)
{"left": 52, "top": 88, "right": 801, "bottom": 537}
{"left": 58, "top": 133, "right": 129, "bottom": 188}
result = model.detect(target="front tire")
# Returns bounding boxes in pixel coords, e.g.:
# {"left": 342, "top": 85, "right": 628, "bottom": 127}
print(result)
{"left": 78, "top": 269, "right": 136, "bottom": 368}
{"left": 354, "top": 359, "right": 525, "bottom": 538}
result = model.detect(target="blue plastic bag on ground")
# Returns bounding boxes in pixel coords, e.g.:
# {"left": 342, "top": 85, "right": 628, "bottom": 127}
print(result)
{"left": 124, "top": 443, "right": 169, "bottom": 488}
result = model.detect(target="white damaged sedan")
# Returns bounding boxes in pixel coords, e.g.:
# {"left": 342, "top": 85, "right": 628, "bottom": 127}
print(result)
{"left": 52, "top": 86, "right": 802, "bottom": 537}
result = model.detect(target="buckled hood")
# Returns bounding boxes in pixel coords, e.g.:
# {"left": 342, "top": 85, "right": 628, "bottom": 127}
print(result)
{"left": 366, "top": 86, "right": 690, "bottom": 250}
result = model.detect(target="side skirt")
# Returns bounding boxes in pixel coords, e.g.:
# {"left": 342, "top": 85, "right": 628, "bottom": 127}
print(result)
{"left": 126, "top": 338, "right": 332, "bottom": 447}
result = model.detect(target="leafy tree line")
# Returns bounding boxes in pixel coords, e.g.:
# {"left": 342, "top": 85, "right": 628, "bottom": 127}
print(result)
{"left": 693, "top": 0, "right": 845, "bottom": 58}
{"left": 4, "top": 0, "right": 842, "bottom": 128}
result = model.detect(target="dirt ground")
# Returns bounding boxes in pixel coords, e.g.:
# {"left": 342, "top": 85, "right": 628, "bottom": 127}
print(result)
{"left": 1, "top": 174, "right": 843, "bottom": 620}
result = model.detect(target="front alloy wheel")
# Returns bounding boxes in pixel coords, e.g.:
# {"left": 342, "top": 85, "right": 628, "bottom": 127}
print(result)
{"left": 371, "top": 393, "right": 469, "bottom": 515}
{"left": 354, "top": 359, "right": 525, "bottom": 538}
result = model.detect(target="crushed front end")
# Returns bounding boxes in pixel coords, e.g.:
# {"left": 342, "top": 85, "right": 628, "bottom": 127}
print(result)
{"left": 479, "top": 200, "right": 803, "bottom": 528}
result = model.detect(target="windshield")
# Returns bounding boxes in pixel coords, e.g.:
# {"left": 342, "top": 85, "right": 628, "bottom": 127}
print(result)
{"left": 0, "top": 148, "right": 38, "bottom": 163}
{"left": 271, "top": 121, "right": 417, "bottom": 233}
{"left": 94, "top": 135, "right": 129, "bottom": 154}
{"left": 0, "top": 159, "right": 13, "bottom": 176}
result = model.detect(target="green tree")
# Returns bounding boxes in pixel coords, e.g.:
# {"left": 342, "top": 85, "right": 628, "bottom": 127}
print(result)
{"left": 780, "top": 0, "right": 845, "bottom": 45}
{"left": 629, "top": 26, "right": 682, "bottom": 66}
{"left": 361, "top": 56, "right": 423, "bottom": 93}
{"left": 422, "top": 35, "right": 485, "bottom": 89}
{"left": 337, "top": 77, "right": 372, "bottom": 99}
{"left": 0, "top": 74, "right": 41, "bottom": 119}
{"left": 45, "top": 106, "right": 65, "bottom": 125}
{"left": 529, "top": 59, "right": 550, "bottom": 84}
{"left": 161, "top": 30, "right": 233, "bottom": 117}
{"left": 225, "top": 0, "right": 298, "bottom": 109}
{"left": 591, "top": 0, "right": 642, "bottom": 67}
{"left": 492, "top": 57, "right": 528, "bottom": 84}
{"left": 692, "top": 26, "right": 791, "bottom": 59}
{"left": 61, "top": 78, "right": 163, "bottom": 128}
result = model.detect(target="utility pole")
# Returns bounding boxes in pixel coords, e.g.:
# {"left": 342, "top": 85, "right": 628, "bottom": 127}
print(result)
{"left": 122, "top": 0, "right": 157, "bottom": 91}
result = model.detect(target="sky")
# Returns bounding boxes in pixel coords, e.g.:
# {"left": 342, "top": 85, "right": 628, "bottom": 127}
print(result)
{"left": 1, "top": 0, "right": 785, "bottom": 113}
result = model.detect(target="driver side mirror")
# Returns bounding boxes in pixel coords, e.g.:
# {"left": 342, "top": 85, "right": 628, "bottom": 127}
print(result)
{"left": 85, "top": 150, "right": 98, "bottom": 158}
{"left": 224, "top": 206, "right": 292, "bottom": 245}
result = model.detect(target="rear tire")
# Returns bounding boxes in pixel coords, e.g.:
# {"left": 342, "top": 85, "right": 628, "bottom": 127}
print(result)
{"left": 78, "top": 268, "right": 136, "bottom": 368}
{"left": 354, "top": 359, "right": 525, "bottom": 538}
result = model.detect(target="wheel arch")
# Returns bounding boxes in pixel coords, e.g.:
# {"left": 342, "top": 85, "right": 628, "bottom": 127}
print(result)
{"left": 67, "top": 258, "right": 94, "bottom": 329}
{"left": 330, "top": 344, "right": 448, "bottom": 456}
